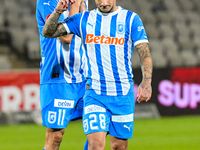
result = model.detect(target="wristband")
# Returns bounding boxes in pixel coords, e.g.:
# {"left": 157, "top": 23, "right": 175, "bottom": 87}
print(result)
{"left": 55, "top": 8, "right": 62, "bottom": 14}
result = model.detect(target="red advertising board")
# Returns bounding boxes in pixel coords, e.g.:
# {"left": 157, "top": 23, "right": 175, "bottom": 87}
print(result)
{"left": 0, "top": 70, "right": 40, "bottom": 112}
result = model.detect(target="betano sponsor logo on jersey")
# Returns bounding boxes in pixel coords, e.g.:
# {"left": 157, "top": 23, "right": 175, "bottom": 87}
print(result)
{"left": 86, "top": 34, "right": 125, "bottom": 45}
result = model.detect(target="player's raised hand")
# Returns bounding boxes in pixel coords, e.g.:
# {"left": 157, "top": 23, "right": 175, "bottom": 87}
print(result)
{"left": 56, "top": 0, "right": 76, "bottom": 13}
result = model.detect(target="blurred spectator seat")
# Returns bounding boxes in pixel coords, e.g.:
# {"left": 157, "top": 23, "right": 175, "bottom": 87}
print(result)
{"left": 149, "top": 39, "right": 163, "bottom": 54}
{"left": 131, "top": 51, "right": 140, "bottom": 68}
{"left": 0, "top": 14, "right": 5, "bottom": 27}
{"left": 0, "top": 27, "right": 11, "bottom": 46}
{"left": 149, "top": 39, "right": 168, "bottom": 68}
{"left": 27, "top": 0, "right": 37, "bottom": 13}
{"left": 167, "top": 51, "right": 183, "bottom": 68}
{"left": 25, "top": 39, "right": 40, "bottom": 60}
{"left": 163, "top": 0, "right": 180, "bottom": 11}
{"left": 151, "top": 51, "right": 168, "bottom": 68}
{"left": 140, "top": 11, "right": 158, "bottom": 25}
{"left": 4, "top": 0, "right": 21, "bottom": 14}
{"left": 170, "top": 11, "right": 187, "bottom": 23}
{"left": 193, "top": 0, "right": 200, "bottom": 11}
{"left": 193, "top": 36, "right": 200, "bottom": 49}
{"left": 185, "top": 11, "right": 200, "bottom": 23}
{"left": 174, "top": 22, "right": 191, "bottom": 37}
{"left": 180, "top": 50, "right": 198, "bottom": 67}
{"left": 159, "top": 23, "right": 176, "bottom": 38}
{"left": 145, "top": 23, "right": 161, "bottom": 39}
{"left": 6, "top": 13, "right": 23, "bottom": 28}
{"left": 152, "top": 0, "right": 167, "bottom": 13}
{"left": 21, "top": 15, "right": 38, "bottom": 29}
{"left": 178, "top": 0, "right": 194, "bottom": 11}
{"left": 135, "top": 0, "right": 152, "bottom": 12}
{"left": 195, "top": 48, "right": 200, "bottom": 65}
{"left": 177, "top": 36, "right": 195, "bottom": 50}
{"left": 23, "top": 27, "right": 39, "bottom": 42}
{"left": 0, "top": 45, "right": 11, "bottom": 55}
{"left": 0, "top": 55, "right": 11, "bottom": 70}
{"left": 189, "top": 23, "right": 200, "bottom": 37}
{"left": 0, "top": 4, "right": 5, "bottom": 26}
{"left": 117, "top": 0, "right": 138, "bottom": 12}
{"left": 8, "top": 27, "right": 26, "bottom": 54}
{"left": 162, "top": 38, "right": 179, "bottom": 51}
{"left": 156, "top": 11, "right": 172, "bottom": 24}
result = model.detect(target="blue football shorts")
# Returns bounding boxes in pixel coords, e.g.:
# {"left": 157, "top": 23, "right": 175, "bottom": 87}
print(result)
{"left": 83, "top": 88, "right": 135, "bottom": 139}
{"left": 40, "top": 81, "right": 85, "bottom": 129}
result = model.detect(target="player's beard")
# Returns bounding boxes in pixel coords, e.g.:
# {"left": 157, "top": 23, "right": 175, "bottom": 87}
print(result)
{"left": 98, "top": 5, "right": 114, "bottom": 13}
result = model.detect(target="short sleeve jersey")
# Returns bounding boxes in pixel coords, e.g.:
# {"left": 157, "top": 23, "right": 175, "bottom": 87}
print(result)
{"left": 63, "top": 7, "right": 148, "bottom": 96}
{"left": 36, "top": 0, "right": 88, "bottom": 84}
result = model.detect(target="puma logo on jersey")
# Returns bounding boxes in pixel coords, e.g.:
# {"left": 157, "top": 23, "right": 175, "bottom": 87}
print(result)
{"left": 123, "top": 125, "right": 132, "bottom": 131}
{"left": 87, "top": 23, "right": 94, "bottom": 27}
{"left": 86, "top": 34, "right": 125, "bottom": 45}
{"left": 43, "top": 1, "right": 50, "bottom": 6}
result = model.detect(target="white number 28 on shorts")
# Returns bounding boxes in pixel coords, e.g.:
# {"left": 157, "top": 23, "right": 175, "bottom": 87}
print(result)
{"left": 84, "top": 114, "right": 106, "bottom": 132}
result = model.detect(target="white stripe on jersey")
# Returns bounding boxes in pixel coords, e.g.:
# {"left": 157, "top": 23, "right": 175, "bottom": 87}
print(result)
{"left": 56, "top": 38, "right": 61, "bottom": 64}
{"left": 62, "top": 40, "right": 72, "bottom": 82}
{"left": 63, "top": 23, "right": 70, "bottom": 33}
{"left": 70, "top": 36, "right": 83, "bottom": 83}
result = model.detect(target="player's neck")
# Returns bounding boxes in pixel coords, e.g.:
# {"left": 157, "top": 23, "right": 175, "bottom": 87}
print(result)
{"left": 112, "top": 5, "right": 118, "bottom": 12}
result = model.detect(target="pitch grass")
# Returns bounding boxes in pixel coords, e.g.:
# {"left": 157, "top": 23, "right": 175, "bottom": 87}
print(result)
{"left": 0, "top": 115, "right": 200, "bottom": 150}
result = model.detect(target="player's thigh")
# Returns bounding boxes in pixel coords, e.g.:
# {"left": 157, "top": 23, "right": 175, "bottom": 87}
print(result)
{"left": 46, "top": 128, "right": 65, "bottom": 137}
{"left": 110, "top": 135, "right": 128, "bottom": 150}
{"left": 87, "top": 132, "right": 107, "bottom": 148}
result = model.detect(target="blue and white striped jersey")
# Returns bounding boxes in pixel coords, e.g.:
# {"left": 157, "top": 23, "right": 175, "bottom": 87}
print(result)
{"left": 63, "top": 6, "right": 149, "bottom": 96}
{"left": 36, "top": 0, "right": 88, "bottom": 84}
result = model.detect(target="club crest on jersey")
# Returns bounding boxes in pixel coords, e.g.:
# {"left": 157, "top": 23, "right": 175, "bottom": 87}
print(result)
{"left": 117, "top": 22, "right": 125, "bottom": 34}
{"left": 48, "top": 111, "right": 57, "bottom": 124}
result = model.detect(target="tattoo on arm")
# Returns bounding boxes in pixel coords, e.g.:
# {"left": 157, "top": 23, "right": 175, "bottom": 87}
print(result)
{"left": 43, "top": 11, "right": 68, "bottom": 38}
{"left": 135, "top": 43, "right": 153, "bottom": 82}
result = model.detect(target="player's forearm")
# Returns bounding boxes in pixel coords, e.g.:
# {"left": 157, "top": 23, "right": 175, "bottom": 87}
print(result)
{"left": 60, "top": 0, "right": 81, "bottom": 43}
{"left": 80, "top": 0, "right": 87, "bottom": 12}
{"left": 43, "top": 10, "right": 67, "bottom": 38}
{"left": 136, "top": 43, "right": 153, "bottom": 83}
{"left": 141, "top": 57, "right": 152, "bottom": 85}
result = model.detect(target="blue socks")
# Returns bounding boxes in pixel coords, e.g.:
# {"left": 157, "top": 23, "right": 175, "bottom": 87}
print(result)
{"left": 83, "top": 139, "right": 88, "bottom": 150}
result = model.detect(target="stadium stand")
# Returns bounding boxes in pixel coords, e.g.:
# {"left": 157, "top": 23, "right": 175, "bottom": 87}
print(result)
{"left": 0, "top": 0, "right": 200, "bottom": 70}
